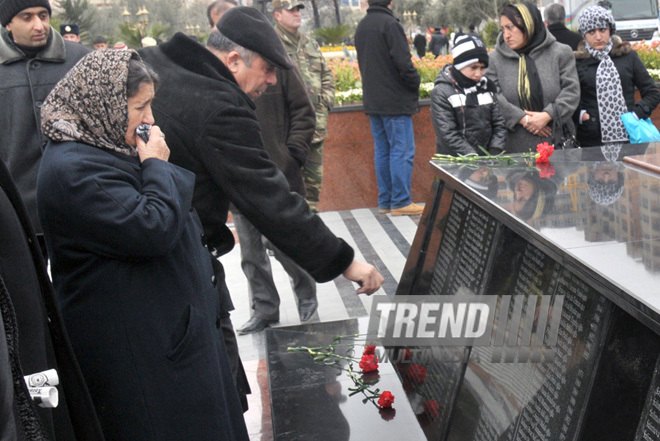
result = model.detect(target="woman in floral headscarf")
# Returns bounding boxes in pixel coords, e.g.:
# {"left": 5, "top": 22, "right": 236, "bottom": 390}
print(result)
{"left": 574, "top": 6, "right": 660, "bottom": 147}
{"left": 486, "top": 1, "right": 580, "bottom": 152}
{"left": 36, "top": 50, "right": 249, "bottom": 441}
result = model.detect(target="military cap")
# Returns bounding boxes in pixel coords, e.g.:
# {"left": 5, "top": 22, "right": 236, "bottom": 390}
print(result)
{"left": 271, "top": 0, "right": 304, "bottom": 11}
{"left": 216, "top": 6, "right": 293, "bottom": 70}
{"left": 60, "top": 23, "right": 79, "bottom": 36}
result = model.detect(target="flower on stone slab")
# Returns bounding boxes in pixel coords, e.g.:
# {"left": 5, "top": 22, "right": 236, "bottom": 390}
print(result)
{"left": 377, "top": 390, "right": 395, "bottom": 408}
{"left": 359, "top": 354, "right": 379, "bottom": 373}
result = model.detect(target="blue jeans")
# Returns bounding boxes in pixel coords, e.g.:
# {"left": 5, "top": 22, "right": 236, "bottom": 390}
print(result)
{"left": 369, "top": 115, "right": 416, "bottom": 209}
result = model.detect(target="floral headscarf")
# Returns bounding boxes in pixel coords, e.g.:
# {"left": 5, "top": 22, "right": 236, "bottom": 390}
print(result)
{"left": 41, "top": 49, "right": 140, "bottom": 157}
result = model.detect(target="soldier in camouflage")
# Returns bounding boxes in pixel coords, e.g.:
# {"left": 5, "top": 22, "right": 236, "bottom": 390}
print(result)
{"left": 272, "top": 0, "right": 334, "bottom": 212}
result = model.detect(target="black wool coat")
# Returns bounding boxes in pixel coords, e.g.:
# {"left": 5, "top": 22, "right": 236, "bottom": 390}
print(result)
{"left": 355, "top": 6, "right": 421, "bottom": 116}
{"left": 37, "top": 142, "right": 248, "bottom": 441}
{"left": 139, "top": 34, "right": 354, "bottom": 282}
{"left": 575, "top": 36, "right": 660, "bottom": 147}
{"left": 0, "top": 159, "right": 103, "bottom": 441}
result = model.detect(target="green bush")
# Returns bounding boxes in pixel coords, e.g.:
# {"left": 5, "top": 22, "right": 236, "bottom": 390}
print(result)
{"left": 315, "top": 25, "right": 352, "bottom": 46}
{"left": 482, "top": 21, "right": 500, "bottom": 48}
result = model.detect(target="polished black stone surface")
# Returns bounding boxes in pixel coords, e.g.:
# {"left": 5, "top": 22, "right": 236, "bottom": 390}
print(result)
{"left": 430, "top": 143, "right": 660, "bottom": 333}
{"left": 266, "top": 318, "right": 426, "bottom": 440}
{"left": 265, "top": 144, "right": 660, "bottom": 441}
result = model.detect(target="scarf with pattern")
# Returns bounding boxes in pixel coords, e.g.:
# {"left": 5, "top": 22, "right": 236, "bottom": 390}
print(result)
{"left": 579, "top": 6, "right": 629, "bottom": 143}
{"left": 41, "top": 49, "right": 140, "bottom": 157}
{"left": 510, "top": 1, "right": 545, "bottom": 112}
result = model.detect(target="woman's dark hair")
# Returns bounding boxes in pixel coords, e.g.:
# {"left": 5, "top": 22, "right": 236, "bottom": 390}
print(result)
{"left": 501, "top": 4, "right": 526, "bottom": 38}
{"left": 126, "top": 59, "right": 159, "bottom": 98}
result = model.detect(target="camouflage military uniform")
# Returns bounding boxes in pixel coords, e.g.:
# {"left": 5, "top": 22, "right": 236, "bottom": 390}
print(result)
{"left": 275, "top": 23, "right": 334, "bottom": 212}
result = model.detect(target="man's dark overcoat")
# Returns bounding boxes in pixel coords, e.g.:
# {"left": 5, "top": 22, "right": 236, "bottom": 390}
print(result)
{"left": 139, "top": 34, "right": 354, "bottom": 280}
{"left": 0, "top": 28, "right": 89, "bottom": 233}
{"left": 354, "top": 5, "right": 421, "bottom": 116}
{"left": 36, "top": 142, "right": 248, "bottom": 441}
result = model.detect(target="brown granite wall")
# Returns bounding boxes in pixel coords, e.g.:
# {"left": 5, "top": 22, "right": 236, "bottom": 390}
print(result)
{"left": 318, "top": 102, "right": 436, "bottom": 212}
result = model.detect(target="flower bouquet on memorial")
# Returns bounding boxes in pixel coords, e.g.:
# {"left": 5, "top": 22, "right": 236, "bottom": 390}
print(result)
{"left": 288, "top": 336, "right": 395, "bottom": 416}
{"left": 432, "top": 143, "right": 555, "bottom": 178}
{"left": 432, "top": 143, "right": 555, "bottom": 167}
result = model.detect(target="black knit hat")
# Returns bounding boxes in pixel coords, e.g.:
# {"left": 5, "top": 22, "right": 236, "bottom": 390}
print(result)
{"left": 216, "top": 6, "right": 292, "bottom": 69}
{"left": 451, "top": 34, "right": 489, "bottom": 70}
{"left": 0, "top": 0, "right": 51, "bottom": 27}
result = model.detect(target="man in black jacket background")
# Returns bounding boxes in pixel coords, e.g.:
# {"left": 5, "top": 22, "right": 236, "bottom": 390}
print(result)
{"left": 544, "top": 3, "right": 583, "bottom": 50}
{"left": 355, "top": 0, "right": 423, "bottom": 216}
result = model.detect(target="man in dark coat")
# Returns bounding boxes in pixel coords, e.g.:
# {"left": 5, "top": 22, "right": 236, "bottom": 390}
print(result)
{"left": 0, "top": 0, "right": 89, "bottom": 247}
{"left": 139, "top": 5, "right": 383, "bottom": 409}
{"left": 355, "top": 0, "right": 423, "bottom": 216}
{"left": 428, "top": 27, "right": 448, "bottom": 57}
{"left": 413, "top": 32, "right": 426, "bottom": 58}
{"left": 0, "top": 158, "right": 103, "bottom": 441}
{"left": 544, "top": 3, "right": 583, "bottom": 50}
{"left": 234, "top": 67, "right": 320, "bottom": 334}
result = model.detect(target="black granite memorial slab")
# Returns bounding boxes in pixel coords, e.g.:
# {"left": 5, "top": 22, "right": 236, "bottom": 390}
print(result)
{"left": 266, "top": 144, "right": 660, "bottom": 441}
{"left": 266, "top": 318, "right": 426, "bottom": 440}
{"left": 389, "top": 144, "right": 660, "bottom": 440}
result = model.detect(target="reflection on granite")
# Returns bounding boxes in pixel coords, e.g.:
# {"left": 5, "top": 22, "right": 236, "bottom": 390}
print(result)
{"left": 266, "top": 318, "right": 426, "bottom": 440}
{"left": 431, "top": 143, "right": 660, "bottom": 320}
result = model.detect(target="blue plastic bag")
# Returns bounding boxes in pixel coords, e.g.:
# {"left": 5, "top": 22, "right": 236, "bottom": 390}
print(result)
{"left": 620, "top": 112, "right": 660, "bottom": 144}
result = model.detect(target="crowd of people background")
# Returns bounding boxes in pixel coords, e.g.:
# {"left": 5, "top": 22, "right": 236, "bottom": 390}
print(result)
{"left": 1, "top": 0, "right": 659, "bottom": 439}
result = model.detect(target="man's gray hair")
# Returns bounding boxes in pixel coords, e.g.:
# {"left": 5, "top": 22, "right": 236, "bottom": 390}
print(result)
{"left": 544, "top": 3, "right": 566, "bottom": 25}
{"left": 207, "top": 30, "right": 257, "bottom": 67}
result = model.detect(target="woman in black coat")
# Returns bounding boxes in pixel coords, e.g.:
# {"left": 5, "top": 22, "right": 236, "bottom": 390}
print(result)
{"left": 574, "top": 6, "right": 660, "bottom": 147}
{"left": 37, "top": 50, "right": 248, "bottom": 441}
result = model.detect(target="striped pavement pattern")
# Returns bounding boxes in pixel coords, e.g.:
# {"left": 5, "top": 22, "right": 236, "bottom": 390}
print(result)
{"left": 221, "top": 207, "right": 421, "bottom": 362}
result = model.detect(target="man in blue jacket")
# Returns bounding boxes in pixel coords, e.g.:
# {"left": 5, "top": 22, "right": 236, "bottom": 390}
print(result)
{"left": 355, "top": 0, "right": 423, "bottom": 216}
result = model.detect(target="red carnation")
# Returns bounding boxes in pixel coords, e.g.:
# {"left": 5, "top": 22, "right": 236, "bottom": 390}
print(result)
{"left": 536, "top": 142, "right": 554, "bottom": 164}
{"left": 406, "top": 364, "right": 427, "bottom": 383}
{"left": 359, "top": 354, "right": 379, "bottom": 373}
{"left": 377, "top": 391, "right": 395, "bottom": 408}
{"left": 424, "top": 400, "right": 440, "bottom": 419}
{"left": 363, "top": 344, "right": 376, "bottom": 356}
